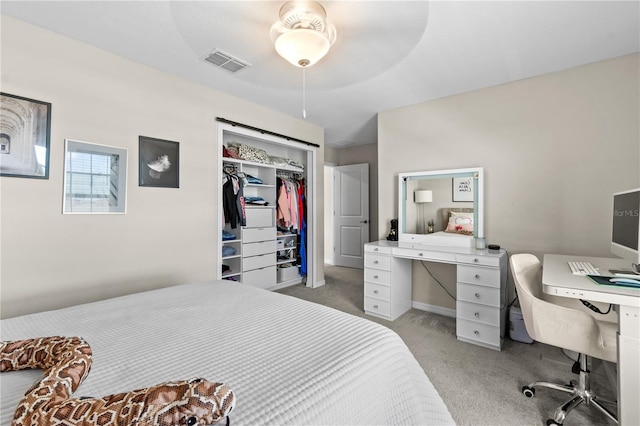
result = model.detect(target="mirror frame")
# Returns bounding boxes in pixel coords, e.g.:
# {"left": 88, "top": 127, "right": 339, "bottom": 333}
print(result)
{"left": 397, "top": 167, "right": 484, "bottom": 245}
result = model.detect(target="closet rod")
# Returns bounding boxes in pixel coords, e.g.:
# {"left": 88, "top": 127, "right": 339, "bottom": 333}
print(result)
{"left": 216, "top": 117, "right": 320, "bottom": 148}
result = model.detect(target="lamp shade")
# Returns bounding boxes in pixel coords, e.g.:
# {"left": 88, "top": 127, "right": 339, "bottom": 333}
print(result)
{"left": 414, "top": 190, "right": 433, "bottom": 203}
{"left": 271, "top": 1, "right": 336, "bottom": 68}
{"left": 274, "top": 29, "right": 331, "bottom": 67}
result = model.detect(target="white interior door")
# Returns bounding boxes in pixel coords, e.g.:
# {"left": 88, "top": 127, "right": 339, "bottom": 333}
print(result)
{"left": 333, "top": 163, "right": 369, "bottom": 269}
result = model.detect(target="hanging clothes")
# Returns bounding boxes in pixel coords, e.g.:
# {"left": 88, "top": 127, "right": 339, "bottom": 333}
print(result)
{"left": 223, "top": 170, "right": 246, "bottom": 229}
{"left": 277, "top": 177, "right": 299, "bottom": 230}
{"left": 299, "top": 190, "right": 307, "bottom": 275}
{"left": 276, "top": 175, "right": 307, "bottom": 276}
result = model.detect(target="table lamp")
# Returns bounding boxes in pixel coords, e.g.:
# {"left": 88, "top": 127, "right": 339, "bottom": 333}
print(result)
{"left": 414, "top": 190, "right": 433, "bottom": 234}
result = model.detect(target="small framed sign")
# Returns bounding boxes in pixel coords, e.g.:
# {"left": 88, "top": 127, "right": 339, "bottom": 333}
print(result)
{"left": 453, "top": 176, "right": 474, "bottom": 202}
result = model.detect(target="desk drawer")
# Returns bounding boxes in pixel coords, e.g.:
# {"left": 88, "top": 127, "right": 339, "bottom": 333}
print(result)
{"left": 364, "top": 297, "right": 390, "bottom": 317}
{"left": 457, "top": 265, "right": 500, "bottom": 288}
{"left": 365, "top": 254, "right": 391, "bottom": 271}
{"left": 456, "top": 254, "right": 500, "bottom": 267}
{"left": 393, "top": 247, "right": 456, "bottom": 263}
{"left": 365, "top": 282, "right": 391, "bottom": 301}
{"left": 365, "top": 244, "right": 393, "bottom": 254}
{"left": 243, "top": 240, "right": 275, "bottom": 257}
{"left": 364, "top": 268, "right": 391, "bottom": 285}
{"left": 243, "top": 253, "right": 276, "bottom": 272}
{"left": 242, "top": 227, "right": 276, "bottom": 243}
{"left": 457, "top": 301, "right": 500, "bottom": 326}
{"left": 457, "top": 318, "right": 500, "bottom": 348}
{"left": 458, "top": 282, "right": 500, "bottom": 307}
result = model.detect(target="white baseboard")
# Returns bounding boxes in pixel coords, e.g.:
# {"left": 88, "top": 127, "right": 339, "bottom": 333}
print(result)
{"left": 313, "top": 280, "right": 326, "bottom": 288}
{"left": 412, "top": 301, "right": 456, "bottom": 318}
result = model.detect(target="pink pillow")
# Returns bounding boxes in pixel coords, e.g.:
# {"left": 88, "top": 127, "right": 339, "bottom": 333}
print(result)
{"left": 445, "top": 211, "right": 474, "bottom": 235}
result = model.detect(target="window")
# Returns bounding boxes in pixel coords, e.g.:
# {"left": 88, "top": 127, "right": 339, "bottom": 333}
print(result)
{"left": 63, "top": 139, "right": 127, "bottom": 214}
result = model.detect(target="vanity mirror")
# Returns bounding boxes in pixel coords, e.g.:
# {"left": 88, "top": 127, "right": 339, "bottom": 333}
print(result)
{"left": 397, "top": 167, "right": 484, "bottom": 248}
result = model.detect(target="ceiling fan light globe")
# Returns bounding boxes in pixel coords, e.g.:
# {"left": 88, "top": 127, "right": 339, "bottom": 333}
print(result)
{"left": 274, "top": 29, "right": 331, "bottom": 67}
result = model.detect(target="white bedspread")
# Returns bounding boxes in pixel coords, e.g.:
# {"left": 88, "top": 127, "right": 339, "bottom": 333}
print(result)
{"left": 1, "top": 281, "right": 453, "bottom": 425}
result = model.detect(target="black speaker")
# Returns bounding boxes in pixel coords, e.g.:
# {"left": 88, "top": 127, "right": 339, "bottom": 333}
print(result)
{"left": 387, "top": 219, "right": 398, "bottom": 241}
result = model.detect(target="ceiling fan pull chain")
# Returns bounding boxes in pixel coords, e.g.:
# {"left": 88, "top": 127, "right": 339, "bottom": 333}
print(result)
{"left": 302, "top": 67, "right": 307, "bottom": 119}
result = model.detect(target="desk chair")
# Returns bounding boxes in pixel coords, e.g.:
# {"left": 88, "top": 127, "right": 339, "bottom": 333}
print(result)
{"left": 509, "top": 254, "right": 618, "bottom": 425}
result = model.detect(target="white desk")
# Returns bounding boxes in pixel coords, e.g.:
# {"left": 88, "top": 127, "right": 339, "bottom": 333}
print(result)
{"left": 364, "top": 240, "right": 508, "bottom": 351}
{"left": 543, "top": 254, "right": 640, "bottom": 425}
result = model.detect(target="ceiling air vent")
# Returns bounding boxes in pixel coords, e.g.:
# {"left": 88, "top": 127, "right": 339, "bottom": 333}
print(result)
{"left": 203, "top": 49, "right": 251, "bottom": 73}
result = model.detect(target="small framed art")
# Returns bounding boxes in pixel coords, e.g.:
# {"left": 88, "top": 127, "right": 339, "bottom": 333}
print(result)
{"left": 452, "top": 176, "right": 474, "bottom": 202}
{"left": 139, "top": 136, "right": 179, "bottom": 188}
{"left": 0, "top": 92, "right": 52, "bottom": 179}
{"left": 63, "top": 139, "right": 127, "bottom": 214}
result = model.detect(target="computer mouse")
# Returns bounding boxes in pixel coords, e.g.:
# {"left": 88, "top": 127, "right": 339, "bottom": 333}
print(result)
{"left": 610, "top": 278, "right": 640, "bottom": 285}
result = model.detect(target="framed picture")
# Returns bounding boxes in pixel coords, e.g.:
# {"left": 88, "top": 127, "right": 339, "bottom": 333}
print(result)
{"left": 63, "top": 139, "right": 127, "bottom": 214}
{"left": 139, "top": 136, "right": 179, "bottom": 188}
{"left": 452, "top": 176, "right": 474, "bottom": 202}
{"left": 0, "top": 92, "right": 51, "bottom": 179}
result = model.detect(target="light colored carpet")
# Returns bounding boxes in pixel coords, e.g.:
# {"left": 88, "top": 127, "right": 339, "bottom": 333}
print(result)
{"left": 277, "top": 265, "right": 617, "bottom": 426}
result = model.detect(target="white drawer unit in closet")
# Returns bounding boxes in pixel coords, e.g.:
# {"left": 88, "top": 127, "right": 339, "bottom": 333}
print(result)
{"left": 245, "top": 207, "right": 275, "bottom": 228}
{"left": 242, "top": 227, "right": 276, "bottom": 243}
{"left": 241, "top": 227, "right": 277, "bottom": 288}
{"left": 455, "top": 260, "right": 505, "bottom": 350}
{"left": 242, "top": 266, "right": 277, "bottom": 290}
{"left": 364, "top": 246, "right": 411, "bottom": 321}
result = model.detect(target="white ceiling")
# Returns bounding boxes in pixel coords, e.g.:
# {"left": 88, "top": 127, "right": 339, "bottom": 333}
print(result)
{"left": 2, "top": 1, "right": 639, "bottom": 148}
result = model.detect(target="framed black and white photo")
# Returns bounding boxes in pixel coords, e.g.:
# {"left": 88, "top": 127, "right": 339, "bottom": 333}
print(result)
{"left": 139, "top": 136, "right": 179, "bottom": 188}
{"left": 63, "top": 139, "right": 127, "bottom": 214}
{"left": 452, "top": 176, "right": 474, "bottom": 202}
{"left": 0, "top": 92, "right": 51, "bottom": 179}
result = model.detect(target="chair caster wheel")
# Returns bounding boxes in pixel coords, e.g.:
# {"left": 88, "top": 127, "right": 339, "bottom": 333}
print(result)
{"left": 522, "top": 386, "right": 535, "bottom": 398}
{"left": 546, "top": 419, "right": 561, "bottom": 426}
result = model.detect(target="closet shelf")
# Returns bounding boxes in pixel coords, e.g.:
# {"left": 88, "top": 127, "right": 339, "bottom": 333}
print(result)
{"left": 223, "top": 157, "right": 303, "bottom": 173}
{"left": 245, "top": 183, "right": 276, "bottom": 188}
{"left": 222, "top": 255, "right": 241, "bottom": 260}
{"left": 222, "top": 272, "right": 241, "bottom": 279}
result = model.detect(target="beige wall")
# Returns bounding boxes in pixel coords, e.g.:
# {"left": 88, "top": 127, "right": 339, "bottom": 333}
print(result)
{"left": 378, "top": 54, "right": 640, "bottom": 310}
{"left": 324, "top": 146, "right": 339, "bottom": 165}
{"left": 0, "top": 16, "right": 325, "bottom": 318}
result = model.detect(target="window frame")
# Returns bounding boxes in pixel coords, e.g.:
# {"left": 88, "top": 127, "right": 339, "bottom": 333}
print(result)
{"left": 63, "top": 139, "right": 127, "bottom": 214}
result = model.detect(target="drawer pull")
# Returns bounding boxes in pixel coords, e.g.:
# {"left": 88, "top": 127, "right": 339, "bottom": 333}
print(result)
{"left": 419, "top": 252, "right": 424, "bottom": 257}
{"left": 474, "top": 330, "right": 480, "bottom": 335}
{"left": 474, "top": 312, "right": 480, "bottom": 318}
{"left": 374, "top": 260, "right": 379, "bottom": 264}
{"left": 374, "top": 290, "right": 379, "bottom": 294}
{"left": 475, "top": 274, "right": 480, "bottom": 279}
{"left": 475, "top": 293, "right": 480, "bottom": 298}
{"left": 373, "top": 304, "right": 379, "bottom": 309}
{"left": 474, "top": 258, "right": 479, "bottom": 263}
{"left": 374, "top": 275, "right": 379, "bottom": 279}
{"left": 374, "top": 248, "right": 379, "bottom": 252}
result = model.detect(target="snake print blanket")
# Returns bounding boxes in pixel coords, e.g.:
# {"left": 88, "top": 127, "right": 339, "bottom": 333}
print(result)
{"left": 0, "top": 336, "right": 235, "bottom": 426}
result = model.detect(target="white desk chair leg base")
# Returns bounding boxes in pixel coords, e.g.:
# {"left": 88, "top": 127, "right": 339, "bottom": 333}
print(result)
{"left": 521, "top": 353, "right": 618, "bottom": 425}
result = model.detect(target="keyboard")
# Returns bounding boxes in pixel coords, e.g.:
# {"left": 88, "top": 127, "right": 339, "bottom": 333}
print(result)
{"left": 568, "top": 261, "right": 600, "bottom": 276}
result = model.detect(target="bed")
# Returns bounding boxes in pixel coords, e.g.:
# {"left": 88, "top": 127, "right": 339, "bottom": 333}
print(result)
{"left": 1, "top": 280, "right": 454, "bottom": 425}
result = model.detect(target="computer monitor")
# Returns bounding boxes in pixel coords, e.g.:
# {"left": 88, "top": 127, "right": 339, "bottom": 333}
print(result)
{"left": 611, "top": 188, "right": 640, "bottom": 273}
